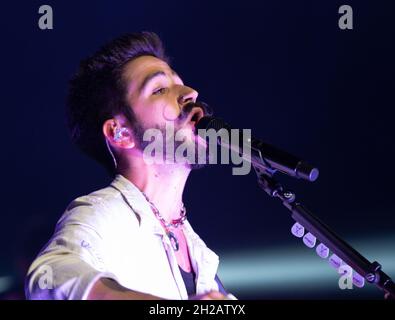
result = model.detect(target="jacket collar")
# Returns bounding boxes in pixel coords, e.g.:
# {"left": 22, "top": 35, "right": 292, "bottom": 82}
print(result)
{"left": 110, "top": 174, "right": 165, "bottom": 236}
{"left": 110, "top": 174, "right": 219, "bottom": 270}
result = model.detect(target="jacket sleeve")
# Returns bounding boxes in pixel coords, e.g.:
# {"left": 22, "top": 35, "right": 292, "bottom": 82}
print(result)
{"left": 25, "top": 199, "right": 118, "bottom": 300}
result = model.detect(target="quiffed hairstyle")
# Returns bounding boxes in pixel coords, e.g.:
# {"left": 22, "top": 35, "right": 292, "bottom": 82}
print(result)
{"left": 66, "top": 32, "right": 169, "bottom": 174}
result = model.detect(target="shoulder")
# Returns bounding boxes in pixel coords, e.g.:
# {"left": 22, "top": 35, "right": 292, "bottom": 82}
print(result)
{"left": 56, "top": 184, "right": 139, "bottom": 236}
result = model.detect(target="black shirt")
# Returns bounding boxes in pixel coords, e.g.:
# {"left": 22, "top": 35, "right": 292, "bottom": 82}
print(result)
{"left": 179, "top": 266, "right": 196, "bottom": 296}
{"left": 178, "top": 266, "right": 228, "bottom": 297}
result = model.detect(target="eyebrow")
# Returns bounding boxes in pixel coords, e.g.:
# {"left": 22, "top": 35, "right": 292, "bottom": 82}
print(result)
{"left": 138, "top": 70, "right": 180, "bottom": 94}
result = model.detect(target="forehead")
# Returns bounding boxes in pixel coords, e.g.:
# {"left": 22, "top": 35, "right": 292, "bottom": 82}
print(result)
{"left": 122, "top": 55, "right": 174, "bottom": 90}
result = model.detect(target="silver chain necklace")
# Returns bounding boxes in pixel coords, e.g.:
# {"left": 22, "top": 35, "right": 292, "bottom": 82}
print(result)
{"left": 142, "top": 193, "right": 187, "bottom": 251}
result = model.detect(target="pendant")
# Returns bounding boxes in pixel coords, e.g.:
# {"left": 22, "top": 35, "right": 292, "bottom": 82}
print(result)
{"left": 167, "top": 231, "right": 179, "bottom": 251}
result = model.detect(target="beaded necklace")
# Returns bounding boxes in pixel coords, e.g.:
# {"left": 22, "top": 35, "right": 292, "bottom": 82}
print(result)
{"left": 143, "top": 193, "right": 186, "bottom": 251}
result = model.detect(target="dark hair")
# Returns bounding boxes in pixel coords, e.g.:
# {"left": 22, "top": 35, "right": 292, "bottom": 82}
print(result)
{"left": 66, "top": 31, "right": 169, "bottom": 174}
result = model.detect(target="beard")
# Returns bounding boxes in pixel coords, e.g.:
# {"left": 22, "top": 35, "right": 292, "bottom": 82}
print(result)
{"left": 132, "top": 101, "right": 212, "bottom": 170}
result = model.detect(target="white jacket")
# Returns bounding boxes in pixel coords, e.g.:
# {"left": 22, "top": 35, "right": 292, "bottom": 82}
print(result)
{"left": 25, "top": 174, "right": 221, "bottom": 300}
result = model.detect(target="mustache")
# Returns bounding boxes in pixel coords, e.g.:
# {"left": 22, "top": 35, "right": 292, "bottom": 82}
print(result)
{"left": 177, "top": 101, "right": 213, "bottom": 123}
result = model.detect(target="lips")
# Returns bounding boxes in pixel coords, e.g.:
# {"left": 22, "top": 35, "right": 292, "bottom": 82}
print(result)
{"left": 184, "top": 107, "right": 204, "bottom": 127}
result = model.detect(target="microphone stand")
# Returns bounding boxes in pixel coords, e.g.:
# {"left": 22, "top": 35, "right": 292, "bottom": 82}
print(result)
{"left": 252, "top": 163, "right": 395, "bottom": 300}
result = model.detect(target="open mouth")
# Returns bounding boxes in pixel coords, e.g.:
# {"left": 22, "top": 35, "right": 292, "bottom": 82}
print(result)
{"left": 186, "top": 107, "right": 204, "bottom": 126}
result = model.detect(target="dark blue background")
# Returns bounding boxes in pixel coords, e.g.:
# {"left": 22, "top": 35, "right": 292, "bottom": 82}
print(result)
{"left": 1, "top": 0, "right": 394, "bottom": 299}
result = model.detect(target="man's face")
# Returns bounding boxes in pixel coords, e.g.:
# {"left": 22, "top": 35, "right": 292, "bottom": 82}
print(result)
{"left": 123, "top": 55, "right": 201, "bottom": 138}
{"left": 120, "top": 55, "right": 209, "bottom": 168}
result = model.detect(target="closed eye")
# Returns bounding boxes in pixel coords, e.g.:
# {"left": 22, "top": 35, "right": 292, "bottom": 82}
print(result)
{"left": 152, "top": 87, "right": 167, "bottom": 95}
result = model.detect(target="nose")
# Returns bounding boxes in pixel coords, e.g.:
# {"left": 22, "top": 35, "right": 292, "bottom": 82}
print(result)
{"left": 178, "top": 85, "right": 198, "bottom": 108}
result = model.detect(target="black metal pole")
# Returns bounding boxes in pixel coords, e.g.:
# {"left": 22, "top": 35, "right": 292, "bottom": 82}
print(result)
{"left": 254, "top": 166, "right": 395, "bottom": 300}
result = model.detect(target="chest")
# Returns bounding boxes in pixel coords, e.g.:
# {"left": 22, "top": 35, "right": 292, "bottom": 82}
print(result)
{"left": 168, "top": 228, "right": 192, "bottom": 273}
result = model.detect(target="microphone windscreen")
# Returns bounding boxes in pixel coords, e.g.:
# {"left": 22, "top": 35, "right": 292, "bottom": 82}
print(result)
{"left": 195, "top": 116, "right": 231, "bottom": 132}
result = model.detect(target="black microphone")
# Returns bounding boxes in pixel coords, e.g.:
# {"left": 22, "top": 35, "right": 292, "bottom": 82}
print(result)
{"left": 195, "top": 116, "right": 319, "bottom": 182}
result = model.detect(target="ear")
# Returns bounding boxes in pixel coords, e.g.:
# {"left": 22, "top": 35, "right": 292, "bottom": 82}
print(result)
{"left": 102, "top": 119, "right": 135, "bottom": 149}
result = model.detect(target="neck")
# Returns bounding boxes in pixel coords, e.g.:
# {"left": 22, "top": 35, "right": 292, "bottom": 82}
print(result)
{"left": 117, "top": 154, "right": 190, "bottom": 222}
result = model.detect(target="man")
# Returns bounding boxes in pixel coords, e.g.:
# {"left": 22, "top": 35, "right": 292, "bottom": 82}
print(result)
{"left": 25, "top": 32, "right": 232, "bottom": 300}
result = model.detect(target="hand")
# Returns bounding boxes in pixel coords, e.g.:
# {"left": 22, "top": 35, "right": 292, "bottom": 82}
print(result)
{"left": 189, "top": 290, "right": 235, "bottom": 300}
